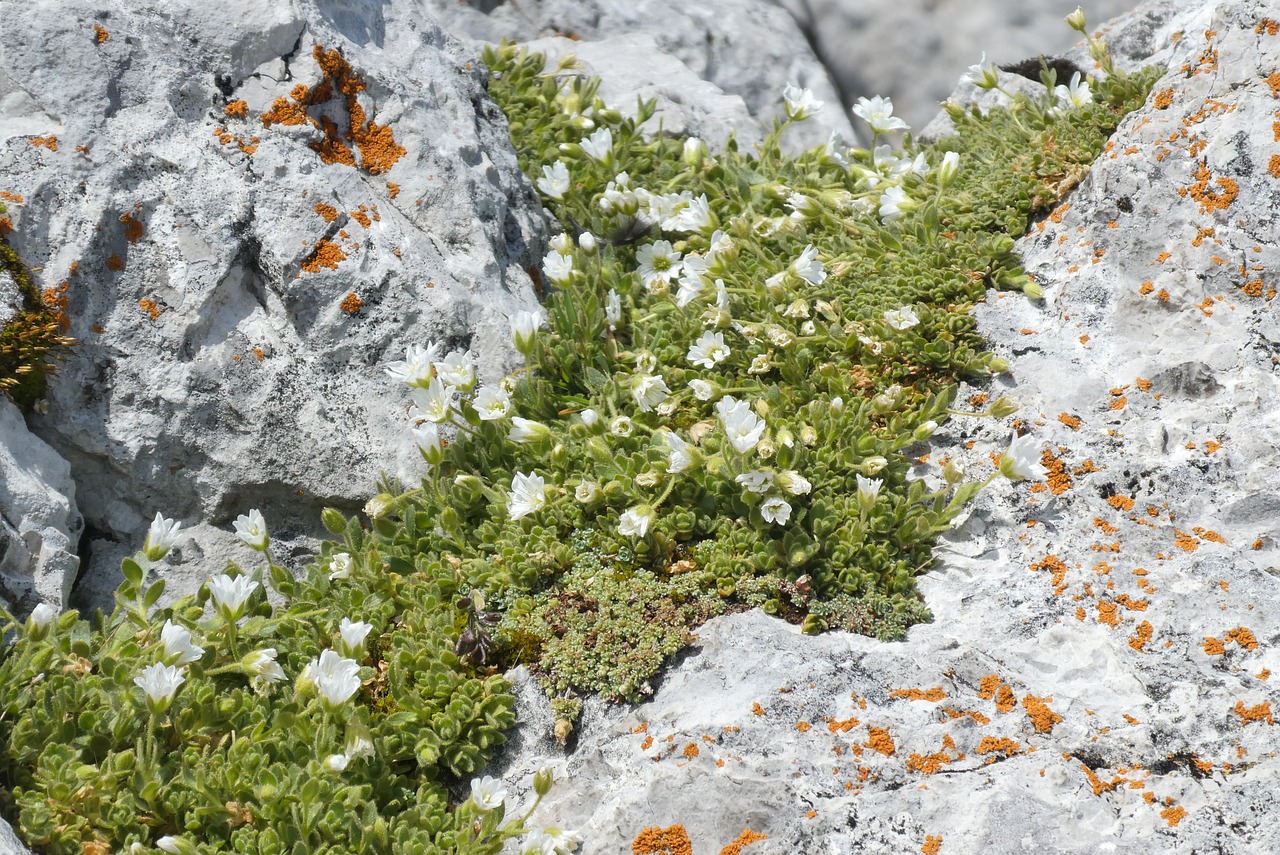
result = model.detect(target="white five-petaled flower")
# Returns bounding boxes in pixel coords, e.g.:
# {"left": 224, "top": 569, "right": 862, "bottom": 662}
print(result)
{"left": 610, "top": 415, "right": 633, "bottom": 437}
{"left": 232, "top": 509, "right": 269, "bottom": 552}
{"left": 671, "top": 194, "right": 714, "bottom": 233}
{"left": 783, "top": 84, "right": 824, "bottom": 121}
{"left": 852, "top": 95, "right": 909, "bottom": 135}
{"left": 579, "top": 127, "right": 614, "bottom": 163}
{"left": 716, "top": 396, "right": 766, "bottom": 454}
{"left": 536, "top": 161, "right": 570, "bottom": 199}
{"left": 522, "top": 830, "right": 557, "bottom": 855}
{"left": 471, "top": 775, "right": 508, "bottom": 812}
{"left": 636, "top": 240, "right": 683, "bottom": 290}
{"left": 878, "top": 186, "right": 914, "bottom": 222}
{"left": 575, "top": 481, "right": 600, "bottom": 503}
{"left": 507, "top": 472, "right": 548, "bottom": 520}
{"left": 328, "top": 552, "right": 353, "bottom": 581}
{"left": 208, "top": 573, "right": 259, "bottom": 622}
{"left": 543, "top": 250, "right": 574, "bottom": 286}
{"left": 134, "top": 662, "right": 186, "bottom": 714}
{"left": 435, "top": 350, "right": 476, "bottom": 390}
{"left": 511, "top": 308, "right": 547, "bottom": 354}
{"left": 687, "top": 330, "right": 730, "bottom": 368}
{"left": 410, "top": 377, "right": 455, "bottom": 423}
{"left": 760, "top": 497, "right": 792, "bottom": 525}
{"left": 1052, "top": 72, "right": 1093, "bottom": 112}
{"left": 618, "top": 506, "right": 654, "bottom": 538}
{"left": 735, "top": 470, "right": 775, "bottom": 494}
{"left": 790, "top": 245, "right": 827, "bottom": 286}
{"left": 1000, "top": 431, "right": 1048, "bottom": 481}
{"left": 966, "top": 52, "right": 1000, "bottom": 89}
{"left": 631, "top": 373, "right": 671, "bottom": 412}
{"left": 884, "top": 306, "right": 920, "bottom": 330}
{"left": 144, "top": 512, "right": 183, "bottom": 562}
{"left": 308, "top": 649, "right": 362, "bottom": 710}
{"left": 509, "top": 417, "right": 551, "bottom": 445}
{"left": 338, "top": 617, "right": 374, "bottom": 660}
{"left": 663, "top": 432, "right": 693, "bottom": 474}
{"left": 688, "top": 379, "right": 716, "bottom": 401}
{"left": 160, "top": 620, "right": 203, "bottom": 666}
{"left": 244, "top": 648, "right": 287, "bottom": 692}
{"left": 856, "top": 474, "right": 883, "bottom": 510}
{"left": 384, "top": 342, "right": 439, "bottom": 388}
{"left": 474, "top": 385, "right": 513, "bottom": 421}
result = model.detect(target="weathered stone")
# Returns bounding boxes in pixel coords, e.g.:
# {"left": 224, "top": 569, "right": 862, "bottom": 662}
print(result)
{"left": 0, "top": 0, "right": 545, "bottom": 606}
{"left": 0, "top": 818, "right": 33, "bottom": 855}
{"left": 0, "top": 397, "right": 82, "bottom": 610}
{"left": 0, "top": 271, "right": 19, "bottom": 328}
{"left": 491, "top": 1, "right": 1280, "bottom": 851}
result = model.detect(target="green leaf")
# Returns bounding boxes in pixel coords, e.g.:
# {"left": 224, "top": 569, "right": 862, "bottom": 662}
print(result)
{"left": 121, "top": 557, "right": 144, "bottom": 589}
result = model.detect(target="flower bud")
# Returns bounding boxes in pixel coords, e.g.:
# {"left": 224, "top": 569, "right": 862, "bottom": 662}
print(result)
{"left": 987, "top": 356, "right": 1010, "bottom": 374}
{"left": 587, "top": 437, "right": 613, "bottom": 464}
{"left": 156, "top": 837, "right": 198, "bottom": 855}
{"left": 321, "top": 507, "right": 347, "bottom": 534}
{"left": 575, "top": 482, "right": 601, "bottom": 504}
{"left": 937, "top": 151, "right": 961, "bottom": 188}
{"left": 682, "top": 136, "right": 707, "bottom": 168}
{"left": 860, "top": 456, "right": 888, "bottom": 476}
{"left": 452, "top": 474, "right": 485, "bottom": 503}
{"left": 756, "top": 438, "right": 776, "bottom": 458}
{"left": 551, "top": 443, "right": 568, "bottom": 467}
{"left": 578, "top": 231, "right": 597, "bottom": 252}
{"left": 989, "top": 396, "right": 1020, "bottom": 419}
{"left": 580, "top": 408, "right": 600, "bottom": 429}
{"left": 801, "top": 425, "right": 817, "bottom": 446}
{"left": 534, "top": 766, "right": 554, "bottom": 796}
{"left": 1023, "top": 281, "right": 1044, "bottom": 300}
{"left": 602, "top": 480, "right": 626, "bottom": 501}
{"left": 943, "top": 458, "right": 966, "bottom": 486}
{"left": 1065, "top": 6, "right": 1087, "bottom": 32}
{"left": 913, "top": 420, "right": 938, "bottom": 441}
{"left": 831, "top": 396, "right": 844, "bottom": 412}
{"left": 635, "top": 471, "right": 660, "bottom": 488}
{"left": 25, "top": 602, "right": 57, "bottom": 641}
{"left": 363, "top": 493, "right": 397, "bottom": 520}
{"left": 549, "top": 232, "right": 572, "bottom": 253}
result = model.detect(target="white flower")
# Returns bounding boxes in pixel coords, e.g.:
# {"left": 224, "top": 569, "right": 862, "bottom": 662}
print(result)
{"left": 509, "top": 417, "right": 551, "bottom": 444}
{"left": 384, "top": 342, "right": 439, "bottom": 388}
{"left": 435, "top": 350, "right": 475, "bottom": 390}
{"left": 735, "top": 470, "right": 774, "bottom": 493}
{"left": 328, "top": 552, "right": 353, "bottom": 581}
{"left": 324, "top": 753, "right": 350, "bottom": 773}
{"left": 716, "top": 397, "right": 766, "bottom": 454}
{"left": 856, "top": 474, "right": 883, "bottom": 510}
{"left": 512, "top": 308, "right": 547, "bottom": 354}
{"left": 778, "top": 470, "right": 812, "bottom": 495}
{"left": 824, "top": 130, "right": 850, "bottom": 168}
{"left": 687, "top": 330, "right": 730, "bottom": 369}
{"left": 688, "top": 379, "right": 716, "bottom": 401}
{"left": 156, "top": 837, "right": 196, "bottom": 855}
{"left": 144, "top": 512, "right": 183, "bottom": 562}
{"left": 507, "top": 472, "right": 548, "bottom": 519}
{"left": 245, "top": 648, "right": 287, "bottom": 692}
{"left": 208, "top": 573, "right": 259, "bottom": 622}
{"left": 937, "top": 151, "right": 961, "bottom": 185}
{"left": 536, "top": 161, "right": 570, "bottom": 199}
{"left": 783, "top": 84, "right": 824, "bottom": 121}
{"left": 966, "top": 52, "right": 999, "bottom": 89}
{"left": 790, "top": 245, "right": 826, "bottom": 286}
{"left": 522, "top": 830, "right": 557, "bottom": 855}
{"left": 575, "top": 481, "right": 600, "bottom": 503}
{"left": 134, "top": 662, "right": 185, "bottom": 713}
{"left": 410, "top": 377, "right": 456, "bottom": 424}
{"left": 879, "top": 186, "right": 914, "bottom": 222}
{"left": 663, "top": 432, "right": 693, "bottom": 474}
{"left": 338, "top": 617, "right": 374, "bottom": 659}
{"left": 579, "top": 231, "right": 597, "bottom": 251}
{"left": 579, "top": 127, "right": 614, "bottom": 163}
{"left": 232, "top": 509, "right": 269, "bottom": 551}
{"left": 1065, "top": 6, "right": 1087, "bottom": 31}
{"left": 543, "top": 250, "right": 574, "bottom": 286}
{"left": 1052, "top": 72, "right": 1093, "bottom": 112}
{"left": 852, "top": 95, "right": 909, "bottom": 135}
{"left": 610, "top": 416, "right": 633, "bottom": 437}
{"left": 605, "top": 288, "right": 622, "bottom": 331}
{"left": 884, "top": 306, "right": 920, "bottom": 330}
{"left": 675, "top": 271, "right": 707, "bottom": 308}
{"left": 636, "top": 240, "right": 683, "bottom": 290}
{"left": 747, "top": 353, "right": 772, "bottom": 375}
{"left": 543, "top": 827, "right": 583, "bottom": 855}
{"left": 671, "top": 194, "right": 713, "bottom": 233}
{"left": 412, "top": 422, "right": 443, "bottom": 465}
{"left": 1000, "top": 431, "right": 1048, "bottom": 481}
{"left": 345, "top": 726, "right": 376, "bottom": 760}
{"left": 160, "top": 620, "right": 203, "bottom": 666}
{"left": 308, "top": 649, "right": 362, "bottom": 710}
{"left": 580, "top": 408, "right": 600, "bottom": 428}
{"left": 631, "top": 373, "right": 671, "bottom": 412}
{"left": 618, "top": 506, "right": 654, "bottom": 537}
{"left": 550, "top": 232, "right": 573, "bottom": 255}
{"left": 760, "top": 497, "right": 792, "bottom": 525}
{"left": 470, "top": 775, "right": 508, "bottom": 812}
{"left": 474, "top": 386, "right": 513, "bottom": 421}
{"left": 28, "top": 602, "right": 57, "bottom": 631}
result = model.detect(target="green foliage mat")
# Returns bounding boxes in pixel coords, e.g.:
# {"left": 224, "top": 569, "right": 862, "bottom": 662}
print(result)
{"left": 0, "top": 38, "right": 1158, "bottom": 855}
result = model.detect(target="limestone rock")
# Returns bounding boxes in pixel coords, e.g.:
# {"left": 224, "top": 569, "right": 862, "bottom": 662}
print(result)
{"left": 492, "top": 1, "right": 1280, "bottom": 851}
{"left": 0, "top": 397, "right": 82, "bottom": 610}
{"left": 422, "top": 0, "right": 854, "bottom": 151}
{"left": 0, "top": 818, "right": 33, "bottom": 855}
{"left": 0, "top": 0, "right": 545, "bottom": 605}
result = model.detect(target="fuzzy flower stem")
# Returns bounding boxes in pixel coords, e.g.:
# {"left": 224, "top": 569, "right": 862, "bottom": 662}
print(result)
{"left": 651, "top": 473, "right": 681, "bottom": 511}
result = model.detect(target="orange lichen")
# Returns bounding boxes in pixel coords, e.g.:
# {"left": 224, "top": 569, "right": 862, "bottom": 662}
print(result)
{"left": 1269, "top": 72, "right": 1280, "bottom": 96}
{"left": 866, "top": 727, "right": 896, "bottom": 756}
{"left": 94, "top": 24, "right": 109, "bottom": 43}
{"left": 1225, "top": 627, "right": 1259, "bottom": 650}
{"left": 941, "top": 707, "right": 990, "bottom": 726}
{"left": 1201, "top": 636, "right": 1225, "bottom": 655}
{"left": 1094, "top": 518, "right": 1118, "bottom": 535}
{"left": 1022, "top": 695, "right": 1062, "bottom": 734}
{"left": 387, "top": 181, "right": 401, "bottom": 199}
{"left": 1185, "top": 163, "right": 1239, "bottom": 213}
{"left": 1058, "top": 412, "right": 1082, "bottom": 430}
{"left": 975, "top": 736, "right": 1022, "bottom": 757}
{"left": 41, "top": 282, "right": 71, "bottom": 332}
{"left": 1080, "top": 764, "right": 1125, "bottom": 796}
{"left": 350, "top": 207, "right": 372, "bottom": 228}
{"left": 682, "top": 743, "right": 699, "bottom": 760}
{"left": 795, "top": 721, "right": 811, "bottom": 733}
{"left": 224, "top": 99, "right": 249, "bottom": 119}
{"left": 1031, "top": 554, "right": 1070, "bottom": 595}
{"left": 1258, "top": 18, "right": 1280, "bottom": 34}
{"left": 751, "top": 702, "right": 766, "bottom": 716}
{"left": 632, "top": 825, "right": 692, "bottom": 855}
{"left": 825, "top": 716, "right": 859, "bottom": 733}
{"left": 1197, "top": 527, "right": 1225, "bottom": 544}
{"left": 1097, "top": 601, "right": 1120, "bottom": 628}
{"left": 1129, "top": 621, "right": 1153, "bottom": 651}
{"left": 1115, "top": 594, "right": 1148, "bottom": 612}
{"left": 339, "top": 292, "right": 363, "bottom": 314}
{"left": 30, "top": 136, "right": 58, "bottom": 151}
{"left": 1107, "top": 495, "right": 1135, "bottom": 512}
{"left": 106, "top": 255, "right": 124, "bottom": 271}
{"left": 889, "top": 687, "right": 947, "bottom": 702}
{"left": 0, "top": 191, "right": 24, "bottom": 204}
{"left": 1041, "top": 450, "right": 1072, "bottom": 494}
{"left": 717, "top": 830, "right": 767, "bottom": 855}
{"left": 313, "top": 203, "right": 339, "bottom": 223}
{"left": 301, "top": 239, "right": 347, "bottom": 273}
{"left": 1153, "top": 87, "right": 1174, "bottom": 109}
{"left": 120, "top": 212, "right": 144, "bottom": 244}
{"left": 921, "top": 836, "right": 942, "bottom": 855}
{"left": 1109, "top": 396, "right": 1128, "bottom": 411}
{"left": 138, "top": 298, "right": 164, "bottom": 320}
{"left": 1161, "top": 805, "right": 1188, "bottom": 827}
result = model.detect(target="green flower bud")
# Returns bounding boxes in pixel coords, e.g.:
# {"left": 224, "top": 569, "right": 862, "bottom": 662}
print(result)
{"left": 321, "top": 507, "right": 347, "bottom": 534}
{"left": 1065, "top": 6, "right": 1087, "bottom": 32}
{"left": 363, "top": 493, "right": 396, "bottom": 520}
{"left": 943, "top": 458, "right": 966, "bottom": 486}
{"left": 534, "top": 766, "right": 554, "bottom": 796}
{"left": 988, "top": 396, "right": 1020, "bottom": 419}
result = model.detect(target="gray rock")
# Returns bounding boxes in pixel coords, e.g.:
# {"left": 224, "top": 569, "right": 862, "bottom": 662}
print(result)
{"left": 0, "top": 818, "right": 33, "bottom": 855}
{"left": 491, "top": 1, "right": 1280, "bottom": 851}
{"left": 0, "top": 271, "right": 19, "bottom": 328}
{"left": 422, "top": 0, "right": 855, "bottom": 151}
{"left": 0, "top": 0, "right": 545, "bottom": 606}
{"left": 0, "top": 397, "right": 82, "bottom": 610}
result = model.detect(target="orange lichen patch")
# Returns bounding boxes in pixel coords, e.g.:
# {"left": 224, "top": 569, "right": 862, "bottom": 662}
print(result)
{"left": 339, "top": 292, "right": 363, "bottom": 314}
{"left": 824, "top": 716, "right": 860, "bottom": 733}
{"left": 1097, "top": 601, "right": 1120, "bottom": 628}
{"left": 1174, "top": 530, "right": 1201, "bottom": 552}
{"left": 1224, "top": 627, "right": 1259, "bottom": 650}
{"left": 1202, "top": 636, "right": 1227, "bottom": 655}
{"left": 1040, "top": 450, "right": 1072, "bottom": 495}
{"left": 1081, "top": 764, "right": 1126, "bottom": 796}
{"left": 1107, "top": 494, "right": 1135, "bottom": 512}
{"left": 717, "top": 830, "right": 767, "bottom": 855}
{"left": 1153, "top": 87, "right": 1174, "bottom": 109}
{"left": 1134, "top": 377, "right": 1153, "bottom": 393}
{"left": 224, "top": 99, "right": 249, "bottom": 119}
{"left": 1196, "top": 527, "right": 1225, "bottom": 544}
{"left": 976, "top": 736, "right": 1022, "bottom": 757}
{"left": 866, "top": 727, "right": 896, "bottom": 756}
{"left": 138, "top": 298, "right": 164, "bottom": 321}
{"left": 941, "top": 707, "right": 991, "bottom": 726}
{"left": 387, "top": 181, "right": 401, "bottom": 199}
{"left": 262, "top": 46, "right": 406, "bottom": 175}
{"left": 301, "top": 238, "right": 347, "bottom": 273}
{"left": 1049, "top": 203, "right": 1070, "bottom": 223}
{"left": 106, "top": 254, "right": 124, "bottom": 271}
{"left": 1094, "top": 518, "right": 1118, "bottom": 535}
{"left": 252, "top": 347, "right": 265, "bottom": 361}
{"left": 1108, "top": 396, "right": 1128, "bottom": 411}
{"left": 120, "top": 212, "right": 145, "bottom": 244}
{"left": 1075, "top": 607, "right": 1087, "bottom": 621}
{"left": 313, "top": 203, "right": 339, "bottom": 222}
{"left": 921, "top": 835, "right": 942, "bottom": 855}
{"left": 94, "top": 24, "right": 109, "bottom": 43}
{"left": 1269, "top": 72, "right": 1280, "bottom": 96}
{"left": 30, "top": 135, "right": 58, "bottom": 151}
{"left": 1079, "top": 334, "right": 1091, "bottom": 344}
{"left": 1184, "top": 163, "right": 1239, "bottom": 214}
{"left": 906, "top": 736, "right": 963, "bottom": 775}
{"left": 640, "top": 735, "right": 654, "bottom": 750}
{"left": 803, "top": 811, "right": 817, "bottom": 819}
{"left": 1161, "top": 805, "right": 1188, "bottom": 827}
{"left": 1022, "top": 695, "right": 1062, "bottom": 734}
{"left": 350, "top": 207, "right": 372, "bottom": 228}
{"left": 1155, "top": 250, "right": 1172, "bottom": 263}
{"left": 1031, "top": 554, "right": 1070, "bottom": 595}
{"left": 1156, "top": 289, "right": 1170, "bottom": 302}
{"left": 888, "top": 687, "right": 947, "bottom": 703}
{"left": 1259, "top": 669, "right": 1272, "bottom": 681}
{"left": 1058, "top": 412, "right": 1082, "bottom": 430}
{"left": 795, "top": 721, "right": 812, "bottom": 733}
{"left": 632, "top": 825, "right": 693, "bottom": 855}
{"left": 0, "top": 191, "right": 23, "bottom": 204}
{"left": 1241, "top": 278, "right": 1266, "bottom": 297}
{"left": 1115, "top": 594, "right": 1148, "bottom": 612}
{"left": 41, "top": 282, "right": 71, "bottom": 332}
{"left": 751, "top": 702, "right": 766, "bottom": 716}
{"left": 1258, "top": 18, "right": 1279, "bottom": 34}
{"left": 632, "top": 723, "right": 648, "bottom": 734}
{"left": 682, "top": 743, "right": 699, "bottom": 759}
{"left": 1128, "top": 619, "right": 1155, "bottom": 652}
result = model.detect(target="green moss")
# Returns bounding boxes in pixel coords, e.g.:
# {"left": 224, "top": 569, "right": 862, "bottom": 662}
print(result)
{"left": 0, "top": 215, "right": 75, "bottom": 409}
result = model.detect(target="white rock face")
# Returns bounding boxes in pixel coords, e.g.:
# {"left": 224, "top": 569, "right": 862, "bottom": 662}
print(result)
{"left": 0, "top": 818, "right": 32, "bottom": 855}
{"left": 493, "top": 1, "right": 1280, "bottom": 851}
{"left": 0, "top": 0, "right": 545, "bottom": 603}
{"left": 0, "top": 398, "right": 82, "bottom": 610}
{"left": 421, "top": 0, "right": 855, "bottom": 151}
